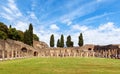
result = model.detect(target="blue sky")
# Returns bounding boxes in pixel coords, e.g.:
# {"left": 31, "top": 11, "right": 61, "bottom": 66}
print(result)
{"left": 0, "top": 0, "right": 120, "bottom": 46}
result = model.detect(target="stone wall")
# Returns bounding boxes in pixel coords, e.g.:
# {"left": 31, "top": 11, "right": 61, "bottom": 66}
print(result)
{"left": 38, "top": 47, "right": 95, "bottom": 57}
{"left": 0, "top": 39, "right": 38, "bottom": 60}
{"left": 37, "top": 44, "right": 120, "bottom": 59}
{"left": 0, "top": 39, "right": 120, "bottom": 60}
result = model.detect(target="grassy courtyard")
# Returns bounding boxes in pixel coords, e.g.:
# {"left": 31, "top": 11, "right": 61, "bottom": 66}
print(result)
{"left": 0, "top": 57, "right": 120, "bottom": 74}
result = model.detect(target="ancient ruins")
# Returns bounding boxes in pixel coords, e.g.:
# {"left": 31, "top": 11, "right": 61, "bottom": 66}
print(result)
{"left": 0, "top": 39, "right": 120, "bottom": 60}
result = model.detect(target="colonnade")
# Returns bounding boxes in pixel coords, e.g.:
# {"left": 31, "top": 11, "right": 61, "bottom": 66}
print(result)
{"left": 94, "top": 49, "right": 120, "bottom": 59}
{"left": 0, "top": 48, "right": 36, "bottom": 60}
{"left": 38, "top": 49, "right": 95, "bottom": 57}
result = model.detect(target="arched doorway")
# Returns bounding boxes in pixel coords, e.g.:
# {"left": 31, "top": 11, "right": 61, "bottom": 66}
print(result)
{"left": 34, "top": 51, "right": 38, "bottom": 56}
{"left": 88, "top": 48, "right": 92, "bottom": 51}
{"left": 21, "top": 47, "right": 27, "bottom": 57}
{"left": 21, "top": 47, "right": 27, "bottom": 53}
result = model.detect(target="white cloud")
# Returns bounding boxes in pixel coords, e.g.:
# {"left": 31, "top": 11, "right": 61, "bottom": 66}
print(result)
{"left": 31, "top": 1, "right": 37, "bottom": 11}
{"left": 0, "top": 0, "right": 23, "bottom": 21}
{"left": 82, "top": 12, "right": 120, "bottom": 24}
{"left": 32, "top": 22, "right": 120, "bottom": 47}
{"left": 83, "top": 22, "right": 120, "bottom": 45}
{"left": 8, "top": 0, "right": 22, "bottom": 17}
{"left": 67, "top": 22, "right": 120, "bottom": 46}
{"left": 61, "top": 19, "right": 72, "bottom": 26}
{"left": 98, "top": 22, "right": 114, "bottom": 31}
{"left": 0, "top": 13, "right": 13, "bottom": 20}
{"left": 0, "top": 0, "right": 120, "bottom": 47}
{"left": 41, "top": 0, "right": 100, "bottom": 27}
{"left": 29, "top": 12, "right": 37, "bottom": 19}
{"left": 2, "top": 6, "right": 13, "bottom": 14}
{"left": 50, "top": 24, "right": 59, "bottom": 30}
{"left": 33, "top": 25, "right": 61, "bottom": 47}
{"left": 72, "top": 24, "right": 88, "bottom": 31}
{"left": 67, "top": 21, "right": 72, "bottom": 26}
{"left": 14, "top": 21, "right": 29, "bottom": 32}
{"left": 59, "top": 1, "right": 98, "bottom": 22}
{"left": 36, "top": 0, "right": 109, "bottom": 33}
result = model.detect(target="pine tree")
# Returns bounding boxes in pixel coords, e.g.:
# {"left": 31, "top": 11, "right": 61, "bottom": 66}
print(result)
{"left": 24, "top": 30, "right": 29, "bottom": 45}
{"left": 33, "top": 34, "right": 39, "bottom": 41}
{"left": 66, "top": 35, "right": 71, "bottom": 47}
{"left": 24, "top": 23, "right": 33, "bottom": 46}
{"left": 66, "top": 35, "right": 74, "bottom": 47}
{"left": 57, "top": 39, "right": 60, "bottom": 47}
{"left": 28, "top": 23, "right": 33, "bottom": 46}
{"left": 60, "top": 34, "right": 64, "bottom": 47}
{"left": 78, "top": 33, "right": 84, "bottom": 46}
{"left": 70, "top": 41, "right": 73, "bottom": 47}
{"left": 50, "top": 34, "right": 54, "bottom": 47}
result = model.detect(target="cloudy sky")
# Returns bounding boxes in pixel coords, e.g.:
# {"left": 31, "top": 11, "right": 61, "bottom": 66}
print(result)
{"left": 0, "top": 0, "right": 120, "bottom": 46}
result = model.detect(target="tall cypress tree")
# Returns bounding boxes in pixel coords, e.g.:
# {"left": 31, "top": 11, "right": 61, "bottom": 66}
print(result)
{"left": 28, "top": 23, "right": 33, "bottom": 46}
{"left": 50, "top": 34, "right": 54, "bottom": 47}
{"left": 78, "top": 33, "right": 84, "bottom": 46}
{"left": 66, "top": 35, "right": 71, "bottom": 47}
{"left": 66, "top": 35, "right": 74, "bottom": 47}
{"left": 24, "top": 30, "right": 29, "bottom": 45}
{"left": 60, "top": 34, "right": 64, "bottom": 47}
{"left": 57, "top": 39, "right": 60, "bottom": 47}
{"left": 24, "top": 23, "right": 33, "bottom": 46}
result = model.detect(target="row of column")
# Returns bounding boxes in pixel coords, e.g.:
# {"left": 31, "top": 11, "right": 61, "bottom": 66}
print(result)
{"left": 39, "top": 51, "right": 95, "bottom": 57}
{"left": 0, "top": 50, "right": 31, "bottom": 60}
{"left": 95, "top": 49, "right": 119, "bottom": 58}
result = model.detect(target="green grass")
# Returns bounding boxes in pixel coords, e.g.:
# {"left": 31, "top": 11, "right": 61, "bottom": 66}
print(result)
{"left": 0, "top": 57, "right": 120, "bottom": 74}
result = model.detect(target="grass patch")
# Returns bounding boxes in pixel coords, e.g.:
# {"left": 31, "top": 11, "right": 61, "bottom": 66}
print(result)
{"left": 0, "top": 57, "right": 120, "bottom": 74}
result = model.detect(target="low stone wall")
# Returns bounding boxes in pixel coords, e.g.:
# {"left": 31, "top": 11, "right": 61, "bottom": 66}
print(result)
{"left": 0, "top": 39, "right": 120, "bottom": 60}
{"left": 0, "top": 39, "right": 37, "bottom": 60}
{"left": 38, "top": 47, "right": 95, "bottom": 57}
{"left": 37, "top": 45, "right": 120, "bottom": 59}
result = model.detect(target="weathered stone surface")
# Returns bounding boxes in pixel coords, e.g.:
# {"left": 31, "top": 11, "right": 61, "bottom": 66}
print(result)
{"left": 0, "top": 39, "right": 120, "bottom": 60}
{"left": 33, "top": 40, "right": 48, "bottom": 50}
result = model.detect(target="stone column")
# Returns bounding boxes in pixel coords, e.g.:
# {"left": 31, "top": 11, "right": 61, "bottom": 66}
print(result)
{"left": 68, "top": 53, "right": 70, "bottom": 57}
{"left": 50, "top": 53, "right": 52, "bottom": 57}
{"left": 92, "top": 52, "right": 95, "bottom": 57}
{"left": 15, "top": 50, "right": 18, "bottom": 58}
{"left": 80, "top": 52, "right": 83, "bottom": 57}
{"left": 2, "top": 50, "right": 5, "bottom": 60}
{"left": 7, "top": 51, "right": 10, "bottom": 59}
{"left": 17, "top": 51, "right": 19, "bottom": 57}
{"left": 56, "top": 53, "right": 58, "bottom": 57}
{"left": 115, "top": 49, "right": 118, "bottom": 58}
{"left": 108, "top": 49, "right": 111, "bottom": 58}
{"left": 11, "top": 50, "right": 14, "bottom": 59}
{"left": 19, "top": 51, "right": 21, "bottom": 57}
{"left": 86, "top": 52, "right": 88, "bottom": 57}
{"left": 102, "top": 50, "right": 103, "bottom": 57}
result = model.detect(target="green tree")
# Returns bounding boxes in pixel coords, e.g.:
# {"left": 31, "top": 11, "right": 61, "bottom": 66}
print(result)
{"left": 33, "top": 34, "right": 39, "bottom": 41}
{"left": 0, "top": 22, "right": 8, "bottom": 35}
{"left": 57, "top": 39, "right": 60, "bottom": 47}
{"left": 50, "top": 34, "right": 54, "bottom": 47}
{"left": 0, "top": 31, "right": 7, "bottom": 40}
{"left": 78, "top": 33, "right": 84, "bottom": 46}
{"left": 24, "top": 30, "right": 29, "bottom": 45}
{"left": 28, "top": 23, "right": 33, "bottom": 46}
{"left": 8, "top": 27, "right": 19, "bottom": 40}
{"left": 60, "top": 34, "right": 64, "bottom": 47}
{"left": 17, "top": 30, "right": 24, "bottom": 42}
{"left": 66, "top": 35, "right": 74, "bottom": 47}
{"left": 70, "top": 41, "right": 73, "bottom": 47}
{"left": 24, "top": 23, "right": 33, "bottom": 46}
